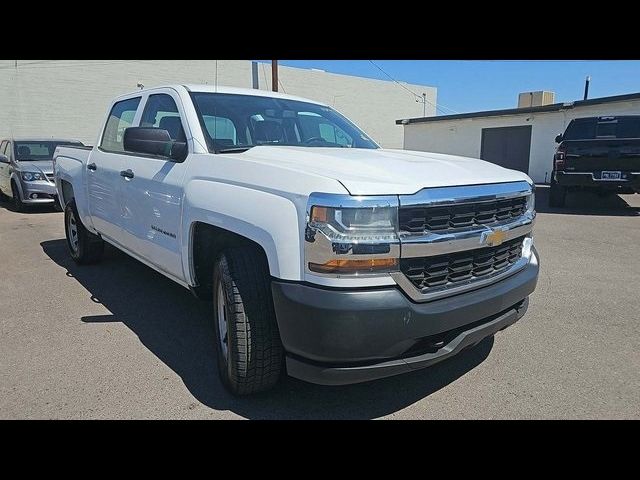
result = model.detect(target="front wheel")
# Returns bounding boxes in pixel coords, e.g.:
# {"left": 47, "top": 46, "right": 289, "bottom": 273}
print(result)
{"left": 212, "top": 246, "right": 283, "bottom": 395}
{"left": 64, "top": 199, "right": 104, "bottom": 264}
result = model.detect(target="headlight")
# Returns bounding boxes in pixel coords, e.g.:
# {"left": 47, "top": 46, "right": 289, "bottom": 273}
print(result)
{"left": 309, "top": 205, "right": 398, "bottom": 242}
{"left": 526, "top": 189, "right": 535, "bottom": 214}
{"left": 21, "top": 172, "right": 44, "bottom": 181}
{"left": 305, "top": 194, "right": 400, "bottom": 276}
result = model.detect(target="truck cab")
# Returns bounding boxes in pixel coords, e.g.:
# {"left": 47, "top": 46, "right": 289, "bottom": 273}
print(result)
{"left": 54, "top": 84, "right": 539, "bottom": 395}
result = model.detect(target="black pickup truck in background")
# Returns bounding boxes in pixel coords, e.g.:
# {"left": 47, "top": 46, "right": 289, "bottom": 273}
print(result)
{"left": 549, "top": 115, "right": 640, "bottom": 207}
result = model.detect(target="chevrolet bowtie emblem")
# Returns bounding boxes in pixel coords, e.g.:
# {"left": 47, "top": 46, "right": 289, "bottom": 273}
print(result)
{"left": 483, "top": 229, "right": 507, "bottom": 247}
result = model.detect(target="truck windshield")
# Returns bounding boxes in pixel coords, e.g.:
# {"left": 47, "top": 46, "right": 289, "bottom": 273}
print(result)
{"left": 15, "top": 141, "right": 83, "bottom": 161}
{"left": 190, "top": 92, "right": 379, "bottom": 153}
{"left": 563, "top": 117, "right": 640, "bottom": 140}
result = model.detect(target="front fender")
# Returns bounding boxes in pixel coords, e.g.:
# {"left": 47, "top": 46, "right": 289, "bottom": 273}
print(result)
{"left": 9, "top": 172, "right": 24, "bottom": 199}
{"left": 182, "top": 180, "right": 304, "bottom": 282}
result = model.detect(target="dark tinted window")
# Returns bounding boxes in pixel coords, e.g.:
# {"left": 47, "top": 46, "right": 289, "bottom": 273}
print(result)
{"left": 101, "top": 97, "right": 141, "bottom": 152}
{"left": 613, "top": 117, "right": 640, "bottom": 138}
{"left": 564, "top": 117, "right": 640, "bottom": 140}
{"left": 14, "top": 141, "right": 83, "bottom": 161}
{"left": 563, "top": 118, "right": 596, "bottom": 140}
{"left": 140, "top": 94, "right": 186, "bottom": 142}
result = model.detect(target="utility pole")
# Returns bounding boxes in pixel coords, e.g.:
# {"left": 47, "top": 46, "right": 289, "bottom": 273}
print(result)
{"left": 583, "top": 75, "right": 591, "bottom": 100}
{"left": 272, "top": 60, "right": 278, "bottom": 92}
{"left": 422, "top": 92, "right": 426, "bottom": 117}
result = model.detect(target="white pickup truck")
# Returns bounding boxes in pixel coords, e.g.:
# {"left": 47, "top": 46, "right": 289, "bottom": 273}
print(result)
{"left": 54, "top": 84, "right": 539, "bottom": 395}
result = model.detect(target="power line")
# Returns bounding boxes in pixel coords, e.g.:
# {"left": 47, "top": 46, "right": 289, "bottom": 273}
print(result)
{"left": 368, "top": 60, "right": 459, "bottom": 115}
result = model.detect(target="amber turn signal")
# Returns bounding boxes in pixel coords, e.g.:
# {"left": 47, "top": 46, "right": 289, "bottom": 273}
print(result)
{"left": 310, "top": 206, "right": 328, "bottom": 223}
{"left": 308, "top": 258, "right": 398, "bottom": 274}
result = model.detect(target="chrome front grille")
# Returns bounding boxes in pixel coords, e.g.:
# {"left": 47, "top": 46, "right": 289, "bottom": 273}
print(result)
{"left": 400, "top": 236, "right": 525, "bottom": 290}
{"left": 391, "top": 181, "right": 535, "bottom": 302}
{"left": 399, "top": 196, "right": 527, "bottom": 233}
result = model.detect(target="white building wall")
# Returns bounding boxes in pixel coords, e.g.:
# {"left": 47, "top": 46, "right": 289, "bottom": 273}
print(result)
{"left": 403, "top": 98, "right": 640, "bottom": 183}
{"left": 0, "top": 60, "right": 435, "bottom": 149}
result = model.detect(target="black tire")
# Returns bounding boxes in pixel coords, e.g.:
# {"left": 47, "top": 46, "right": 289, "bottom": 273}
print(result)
{"left": 11, "top": 181, "right": 25, "bottom": 212}
{"left": 212, "top": 246, "right": 283, "bottom": 395}
{"left": 64, "top": 199, "right": 104, "bottom": 265}
{"left": 549, "top": 179, "right": 567, "bottom": 208}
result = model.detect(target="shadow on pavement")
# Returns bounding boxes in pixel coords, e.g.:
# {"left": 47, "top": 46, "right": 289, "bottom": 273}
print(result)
{"left": 0, "top": 196, "right": 60, "bottom": 214}
{"left": 535, "top": 184, "right": 639, "bottom": 217}
{"left": 41, "top": 238, "right": 493, "bottom": 419}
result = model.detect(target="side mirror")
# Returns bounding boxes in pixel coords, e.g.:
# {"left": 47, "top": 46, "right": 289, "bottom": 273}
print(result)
{"left": 0, "top": 154, "right": 9, "bottom": 164}
{"left": 555, "top": 133, "right": 564, "bottom": 143}
{"left": 123, "top": 127, "right": 187, "bottom": 162}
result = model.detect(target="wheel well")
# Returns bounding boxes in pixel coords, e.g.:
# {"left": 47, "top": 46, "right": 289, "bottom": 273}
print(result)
{"left": 191, "top": 222, "right": 269, "bottom": 300}
{"left": 60, "top": 180, "right": 74, "bottom": 206}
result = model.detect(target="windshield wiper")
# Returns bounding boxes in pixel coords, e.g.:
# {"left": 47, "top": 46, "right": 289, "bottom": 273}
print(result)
{"left": 218, "top": 146, "right": 254, "bottom": 154}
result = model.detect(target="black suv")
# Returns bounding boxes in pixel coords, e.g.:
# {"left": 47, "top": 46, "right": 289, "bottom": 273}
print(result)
{"left": 549, "top": 115, "right": 640, "bottom": 207}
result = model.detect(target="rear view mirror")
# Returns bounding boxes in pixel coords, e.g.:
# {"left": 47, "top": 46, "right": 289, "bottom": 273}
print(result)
{"left": 123, "top": 127, "right": 187, "bottom": 162}
{"left": 555, "top": 133, "right": 564, "bottom": 143}
{"left": 0, "top": 154, "right": 8, "bottom": 164}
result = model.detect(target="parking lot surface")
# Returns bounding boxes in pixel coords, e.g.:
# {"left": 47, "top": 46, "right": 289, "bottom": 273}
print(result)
{"left": 1, "top": 187, "right": 638, "bottom": 419}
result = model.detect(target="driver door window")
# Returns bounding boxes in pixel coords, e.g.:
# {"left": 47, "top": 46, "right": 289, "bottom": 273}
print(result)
{"left": 140, "top": 94, "right": 186, "bottom": 143}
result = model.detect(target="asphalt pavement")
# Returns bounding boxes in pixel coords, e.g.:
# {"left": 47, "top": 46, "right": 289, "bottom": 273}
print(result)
{"left": 1, "top": 187, "right": 638, "bottom": 419}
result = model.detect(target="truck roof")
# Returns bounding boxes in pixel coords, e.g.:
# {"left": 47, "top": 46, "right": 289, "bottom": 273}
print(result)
{"left": 116, "top": 84, "right": 328, "bottom": 106}
{"left": 6, "top": 137, "right": 83, "bottom": 143}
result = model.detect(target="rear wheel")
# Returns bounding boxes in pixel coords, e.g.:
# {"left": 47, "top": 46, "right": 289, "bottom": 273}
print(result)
{"left": 64, "top": 199, "right": 104, "bottom": 264}
{"left": 212, "top": 246, "right": 283, "bottom": 395}
{"left": 549, "top": 179, "right": 567, "bottom": 208}
{"left": 11, "top": 181, "right": 25, "bottom": 212}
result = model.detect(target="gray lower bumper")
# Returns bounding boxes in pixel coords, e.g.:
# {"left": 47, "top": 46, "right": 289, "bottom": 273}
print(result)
{"left": 272, "top": 247, "right": 539, "bottom": 386}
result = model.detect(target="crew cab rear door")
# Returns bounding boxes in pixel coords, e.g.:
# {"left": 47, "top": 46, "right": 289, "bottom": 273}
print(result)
{"left": 88, "top": 96, "right": 142, "bottom": 243}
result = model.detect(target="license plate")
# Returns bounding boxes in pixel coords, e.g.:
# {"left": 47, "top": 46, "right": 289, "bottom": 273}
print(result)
{"left": 601, "top": 171, "right": 621, "bottom": 180}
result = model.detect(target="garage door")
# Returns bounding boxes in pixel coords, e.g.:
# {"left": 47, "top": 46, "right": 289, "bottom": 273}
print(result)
{"left": 480, "top": 125, "right": 532, "bottom": 174}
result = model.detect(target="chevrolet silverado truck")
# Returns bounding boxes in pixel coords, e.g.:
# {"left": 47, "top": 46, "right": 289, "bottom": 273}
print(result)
{"left": 54, "top": 85, "right": 539, "bottom": 395}
{"left": 550, "top": 115, "right": 640, "bottom": 207}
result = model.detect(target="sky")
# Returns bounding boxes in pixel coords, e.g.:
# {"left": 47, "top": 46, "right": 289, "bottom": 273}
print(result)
{"left": 278, "top": 60, "right": 640, "bottom": 115}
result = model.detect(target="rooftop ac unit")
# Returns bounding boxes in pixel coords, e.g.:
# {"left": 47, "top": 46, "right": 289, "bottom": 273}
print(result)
{"left": 518, "top": 91, "right": 556, "bottom": 108}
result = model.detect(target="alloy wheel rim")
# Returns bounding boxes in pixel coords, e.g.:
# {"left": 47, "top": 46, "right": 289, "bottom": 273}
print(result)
{"left": 67, "top": 211, "right": 79, "bottom": 254}
{"left": 216, "top": 281, "right": 229, "bottom": 361}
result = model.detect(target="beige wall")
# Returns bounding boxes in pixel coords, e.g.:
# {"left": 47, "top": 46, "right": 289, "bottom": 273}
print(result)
{"left": 0, "top": 60, "right": 435, "bottom": 149}
{"left": 403, "top": 99, "right": 640, "bottom": 183}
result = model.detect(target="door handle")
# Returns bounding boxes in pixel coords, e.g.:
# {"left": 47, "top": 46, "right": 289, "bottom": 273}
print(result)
{"left": 87, "top": 162, "right": 97, "bottom": 171}
{"left": 120, "top": 169, "right": 134, "bottom": 179}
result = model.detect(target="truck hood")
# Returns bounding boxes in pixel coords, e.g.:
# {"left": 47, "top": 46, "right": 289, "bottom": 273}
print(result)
{"left": 15, "top": 160, "right": 53, "bottom": 174}
{"left": 237, "top": 146, "right": 532, "bottom": 195}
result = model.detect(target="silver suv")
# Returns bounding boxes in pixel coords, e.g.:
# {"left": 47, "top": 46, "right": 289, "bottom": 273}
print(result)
{"left": 0, "top": 138, "right": 84, "bottom": 211}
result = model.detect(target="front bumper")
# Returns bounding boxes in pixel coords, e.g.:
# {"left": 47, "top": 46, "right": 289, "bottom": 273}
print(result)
{"left": 18, "top": 180, "right": 57, "bottom": 204}
{"left": 272, "top": 247, "right": 539, "bottom": 385}
{"left": 556, "top": 171, "right": 640, "bottom": 191}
